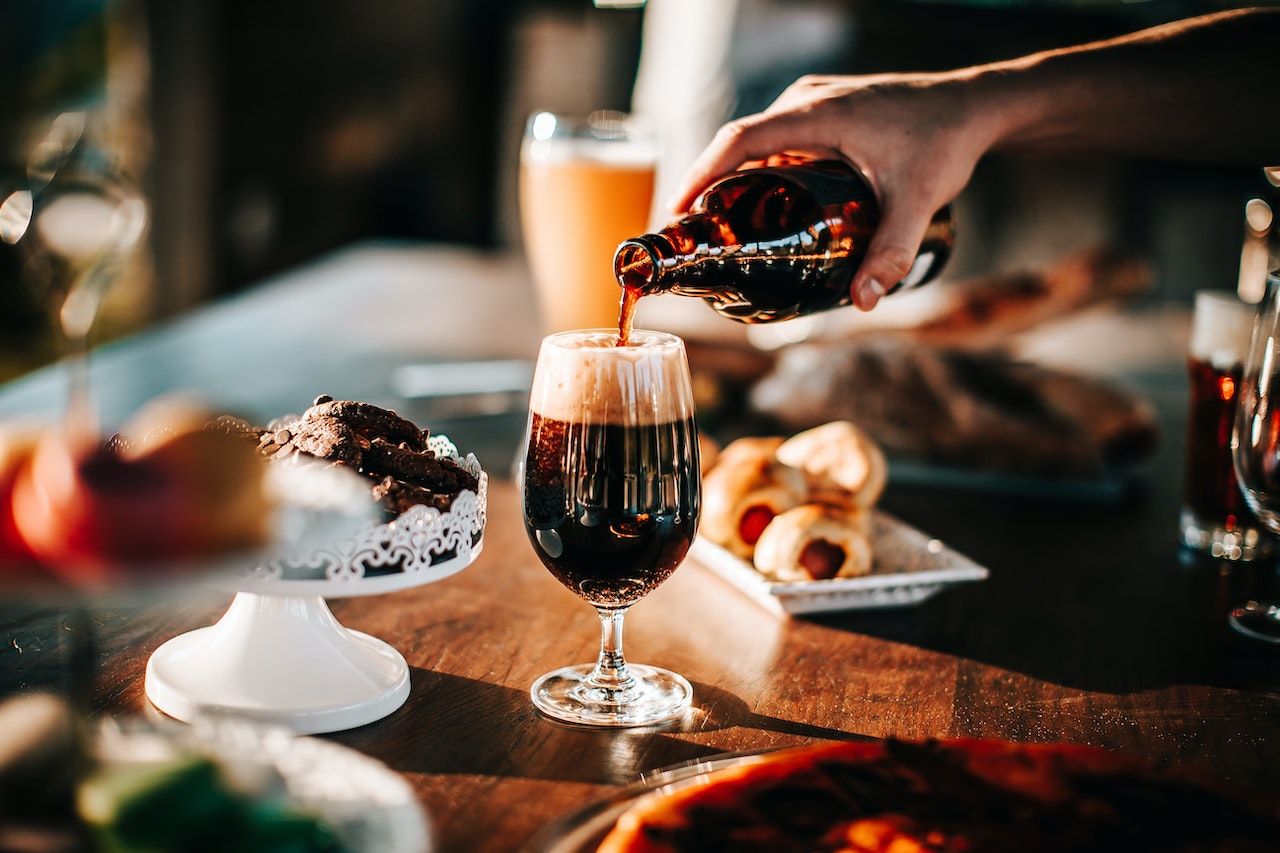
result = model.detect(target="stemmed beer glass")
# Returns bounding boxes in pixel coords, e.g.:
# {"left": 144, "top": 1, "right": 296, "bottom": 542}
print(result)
{"left": 0, "top": 113, "right": 146, "bottom": 437}
{"left": 520, "top": 329, "right": 700, "bottom": 726}
{"left": 1230, "top": 273, "right": 1280, "bottom": 643}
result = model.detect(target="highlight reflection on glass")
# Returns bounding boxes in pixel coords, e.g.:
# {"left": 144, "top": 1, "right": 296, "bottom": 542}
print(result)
{"left": 1229, "top": 274, "right": 1280, "bottom": 642}
{"left": 2, "top": 113, "right": 147, "bottom": 438}
{"left": 1182, "top": 291, "right": 1271, "bottom": 561}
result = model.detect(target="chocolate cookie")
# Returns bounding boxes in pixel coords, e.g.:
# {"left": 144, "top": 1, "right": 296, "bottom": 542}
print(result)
{"left": 371, "top": 475, "right": 454, "bottom": 514}
{"left": 362, "top": 438, "right": 478, "bottom": 493}
{"left": 285, "top": 415, "right": 363, "bottom": 467}
{"left": 303, "top": 400, "right": 425, "bottom": 450}
{"left": 205, "top": 414, "right": 262, "bottom": 444}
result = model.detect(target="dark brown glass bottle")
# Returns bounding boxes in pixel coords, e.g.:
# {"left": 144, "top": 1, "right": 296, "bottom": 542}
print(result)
{"left": 613, "top": 155, "right": 955, "bottom": 324}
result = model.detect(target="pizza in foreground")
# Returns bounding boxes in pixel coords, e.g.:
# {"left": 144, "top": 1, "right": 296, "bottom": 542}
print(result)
{"left": 596, "top": 738, "right": 1280, "bottom": 853}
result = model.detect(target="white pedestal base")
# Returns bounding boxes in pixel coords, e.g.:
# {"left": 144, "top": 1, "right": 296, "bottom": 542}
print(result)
{"left": 145, "top": 593, "right": 410, "bottom": 735}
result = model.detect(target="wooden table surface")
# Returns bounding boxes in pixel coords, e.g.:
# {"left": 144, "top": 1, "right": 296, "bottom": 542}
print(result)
{"left": 2, "top": 244, "right": 1278, "bottom": 852}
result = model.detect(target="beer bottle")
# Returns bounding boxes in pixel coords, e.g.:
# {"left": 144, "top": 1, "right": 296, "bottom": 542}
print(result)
{"left": 613, "top": 154, "right": 955, "bottom": 324}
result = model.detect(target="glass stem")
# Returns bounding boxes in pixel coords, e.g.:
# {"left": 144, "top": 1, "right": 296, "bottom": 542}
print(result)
{"left": 64, "top": 336, "right": 92, "bottom": 441}
{"left": 587, "top": 607, "right": 637, "bottom": 693}
{"left": 60, "top": 269, "right": 106, "bottom": 442}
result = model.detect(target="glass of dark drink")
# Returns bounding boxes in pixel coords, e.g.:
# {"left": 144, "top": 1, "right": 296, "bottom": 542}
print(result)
{"left": 520, "top": 329, "right": 700, "bottom": 726}
{"left": 1231, "top": 274, "right": 1280, "bottom": 643}
{"left": 1183, "top": 291, "right": 1272, "bottom": 561}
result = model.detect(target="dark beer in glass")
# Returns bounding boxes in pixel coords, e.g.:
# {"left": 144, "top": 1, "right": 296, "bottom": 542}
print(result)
{"left": 1183, "top": 291, "right": 1271, "bottom": 560}
{"left": 521, "top": 329, "right": 700, "bottom": 726}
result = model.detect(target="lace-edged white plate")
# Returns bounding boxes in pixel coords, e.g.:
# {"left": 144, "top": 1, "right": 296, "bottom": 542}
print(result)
{"left": 147, "top": 437, "right": 486, "bottom": 733}
{"left": 228, "top": 435, "right": 487, "bottom": 597}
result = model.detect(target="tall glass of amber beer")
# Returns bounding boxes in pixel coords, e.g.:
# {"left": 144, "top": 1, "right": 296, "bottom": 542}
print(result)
{"left": 519, "top": 111, "right": 657, "bottom": 333}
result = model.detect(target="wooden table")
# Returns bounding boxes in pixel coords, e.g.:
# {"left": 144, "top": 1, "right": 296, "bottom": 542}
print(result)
{"left": 3, "top": 244, "right": 1278, "bottom": 851}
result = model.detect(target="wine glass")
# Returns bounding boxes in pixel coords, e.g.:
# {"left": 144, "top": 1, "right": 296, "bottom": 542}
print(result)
{"left": 1, "top": 112, "right": 147, "bottom": 438}
{"left": 1229, "top": 272, "right": 1280, "bottom": 643}
{"left": 520, "top": 329, "right": 700, "bottom": 726}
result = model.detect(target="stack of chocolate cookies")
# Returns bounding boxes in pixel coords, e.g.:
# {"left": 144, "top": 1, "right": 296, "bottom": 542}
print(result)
{"left": 212, "top": 397, "right": 478, "bottom": 517}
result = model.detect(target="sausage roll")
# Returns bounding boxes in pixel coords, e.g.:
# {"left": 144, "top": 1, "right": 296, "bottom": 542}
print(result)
{"left": 775, "top": 421, "right": 887, "bottom": 509}
{"left": 753, "top": 504, "right": 873, "bottom": 582}
{"left": 701, "top": 446, "right": 806, "bottom": 559}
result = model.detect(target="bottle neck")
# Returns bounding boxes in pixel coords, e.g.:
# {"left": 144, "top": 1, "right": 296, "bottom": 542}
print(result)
{"left": 616, "top": 203, "right": 954, "bottom": 300}
{"left": 613, "top": 233, "right": 675, "bottom": 295}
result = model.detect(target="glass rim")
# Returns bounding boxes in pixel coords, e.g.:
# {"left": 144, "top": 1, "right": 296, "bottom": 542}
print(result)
{"left": 523, "top": 110, "right": 655, "bottom": 142}
{"left": 540, "top": 328, "right": 682, "bottom": 351}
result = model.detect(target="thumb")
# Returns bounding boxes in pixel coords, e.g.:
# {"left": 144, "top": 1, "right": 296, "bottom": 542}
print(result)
{"left": 850, "top": 197, "right": 933, "bottom": 311}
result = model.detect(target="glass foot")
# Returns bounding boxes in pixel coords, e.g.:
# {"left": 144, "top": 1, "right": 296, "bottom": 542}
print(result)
{"left": 531, "top": 663, "right": 692, "bottom": 728}
{"left": 1229, "top": 600, "right": 1280, "bottom": 644}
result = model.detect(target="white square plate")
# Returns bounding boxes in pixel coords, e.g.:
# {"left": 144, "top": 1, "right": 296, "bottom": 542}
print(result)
{"left": 689, "top": 511, "right": 989, "bottom": 615}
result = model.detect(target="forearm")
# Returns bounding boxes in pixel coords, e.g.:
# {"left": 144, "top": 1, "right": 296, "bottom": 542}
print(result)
{"left": 966, "top": 8, "right": 1279, "bottom": 164}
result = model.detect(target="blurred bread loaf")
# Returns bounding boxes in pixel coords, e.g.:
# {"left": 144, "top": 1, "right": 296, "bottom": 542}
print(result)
{"left": 903, "top": 246, "right": 1152, "bottom": 350}
{"left": 121, "top": 400, "right": 270, "bottom": 552}
{"left": 752, "top": 338, "right": 1157, "bottom": 477}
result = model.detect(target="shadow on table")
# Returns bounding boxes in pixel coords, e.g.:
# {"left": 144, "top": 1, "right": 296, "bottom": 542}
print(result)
{"left": 800, "top": 539, "right": 1280, "bottom": 695}
{"left": 331, "top": 669, "right": 862, "bottom": 785}
{"left": 687, "top": 681, "right": 866, "bottom": 743}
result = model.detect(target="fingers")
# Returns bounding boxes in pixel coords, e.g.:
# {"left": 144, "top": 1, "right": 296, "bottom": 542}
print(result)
{"left": 669, "top": 112, "right": 811, "bottom": 213}
{"left": 764, "top": 75, "right": 828, "bottom": 114}
{"left": 851, "top": 196, "right": 935, "bottom": 311}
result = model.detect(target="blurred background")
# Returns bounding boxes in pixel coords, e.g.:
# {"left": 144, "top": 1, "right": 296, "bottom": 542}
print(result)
{"left": 0, "top": 0, "right": 1272, "bottom": 382}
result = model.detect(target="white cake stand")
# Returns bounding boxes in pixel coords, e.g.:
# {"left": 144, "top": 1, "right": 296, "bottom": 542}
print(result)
{"left": 145, "top": 436, "right": 487, "bottom": 735}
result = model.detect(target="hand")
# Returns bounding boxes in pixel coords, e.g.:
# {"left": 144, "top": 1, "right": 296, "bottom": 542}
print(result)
{"left": 671, "top": 72, "right": 1008, "bottom": 310}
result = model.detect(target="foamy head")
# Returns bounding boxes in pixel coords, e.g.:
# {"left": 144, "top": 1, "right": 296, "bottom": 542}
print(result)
{"left": 1191, "top": 291, "right": 1256, "bottom": 370}
{"left": 520, "top": 110, "right": 657, "bottom": 168}
{"left": 529, "top": 329, "right": 695, "bottom": 425}
{"left": 521, "top": 140, "right": 657, "bottom": 168}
